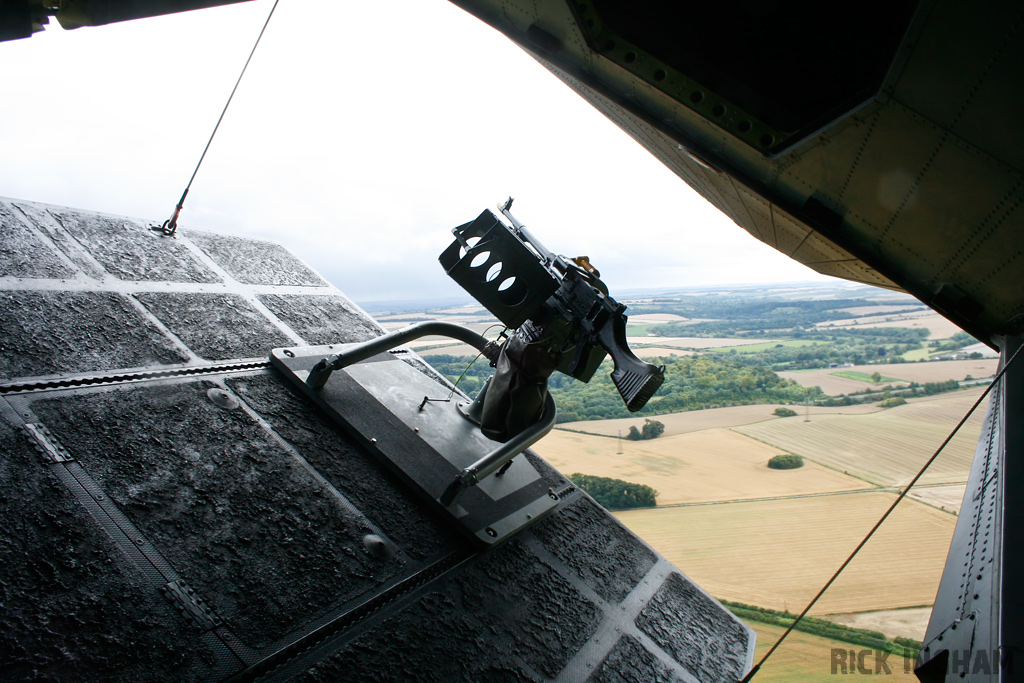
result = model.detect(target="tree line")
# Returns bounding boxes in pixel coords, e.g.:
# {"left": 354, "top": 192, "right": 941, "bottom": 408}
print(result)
{"left": 568, "top": 473, "right": 658, "bottom": 509}
{"left": 428, "top": 354, "right": 819, "bottom": 423}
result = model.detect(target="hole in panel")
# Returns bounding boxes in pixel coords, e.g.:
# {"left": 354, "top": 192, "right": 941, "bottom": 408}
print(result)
{"left": 470, "top": 251, "right": 490, "bottom": 268}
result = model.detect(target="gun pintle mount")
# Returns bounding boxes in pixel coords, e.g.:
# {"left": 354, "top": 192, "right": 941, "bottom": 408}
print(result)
{"left": 270, "top": 199, "right": 663, "bottom": 545}
{"left": 439, "top": 197, "right": 665, "bottom": 437}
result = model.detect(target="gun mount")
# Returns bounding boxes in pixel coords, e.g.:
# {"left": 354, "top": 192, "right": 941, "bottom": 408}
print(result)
{"left": 439, "top": 198, "right": 666, "bottom": 441}
{"left": 271, "top": 200, "right": 663, "bottom": 544}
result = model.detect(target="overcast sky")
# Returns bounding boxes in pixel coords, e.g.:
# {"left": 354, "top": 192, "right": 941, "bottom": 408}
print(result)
{"left": 0, "top": 0, "right": 833, "bottom": 303}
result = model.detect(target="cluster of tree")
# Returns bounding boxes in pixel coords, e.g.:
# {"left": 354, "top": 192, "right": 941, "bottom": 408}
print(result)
{"left": 878, "top": 396, "right": 907, "bottom": 408}
{"left": 817, "top": 378, "right": 965, "bottom": 407}
{"left": 701, "top": 328, "right": 930, "bottom": 371}
{"left": 928, "top": 331, "right": 980, "bottom": 352}
{"left": 720, "top": 601, "right": 921, "bottom": 657}
{"left": 773, "top": 407, "right": 798, "bottom": 417}
{"left": 548, "top": 356, "right": 819, "bottom": 423}
{"left": 424, "top": 354, "right": 493, "bottom": 397}
{"left": 768, "top": 454, "right": 804, "bottom": 469}
{"left": 568, "top": 473, "right": 658, "bottom": 509}
{"left": 639, "top": 297, "right": 900, "bottom": 336}
{"left": 625, "top": 419, "right": 665, "bottom": 440}
{"left": 426, "top": 354, "right": 817, "bottom": 423}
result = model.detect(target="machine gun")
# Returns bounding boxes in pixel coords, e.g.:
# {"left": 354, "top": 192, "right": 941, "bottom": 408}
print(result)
{"left": 439, "top": 198, "right": 665, "bottom": 442}
{"left": 278, "top": 199, "right": 664, "bottom": 540}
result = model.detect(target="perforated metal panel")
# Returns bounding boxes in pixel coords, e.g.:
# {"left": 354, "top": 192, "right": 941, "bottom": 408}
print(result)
{"left": 0, "top": 198, "right": 754, "bottom": 681}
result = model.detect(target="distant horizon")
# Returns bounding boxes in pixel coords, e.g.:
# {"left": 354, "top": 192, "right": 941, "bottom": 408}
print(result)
{"left": 353, "top": 279, "right": 916, "bottom": 313}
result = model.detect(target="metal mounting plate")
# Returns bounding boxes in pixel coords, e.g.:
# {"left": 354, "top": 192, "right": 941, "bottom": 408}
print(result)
{"left": 270, "top": 345, "right": 557, "bottom": 545}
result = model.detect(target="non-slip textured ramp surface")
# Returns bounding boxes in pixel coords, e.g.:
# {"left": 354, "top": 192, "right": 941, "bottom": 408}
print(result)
{"left": 0, "top": 198, "right": 754, "bottom": 682}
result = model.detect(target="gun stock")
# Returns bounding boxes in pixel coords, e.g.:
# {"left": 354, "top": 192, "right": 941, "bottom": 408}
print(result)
{"left": 597, "top": 316, "right": 666, "bottom": 412}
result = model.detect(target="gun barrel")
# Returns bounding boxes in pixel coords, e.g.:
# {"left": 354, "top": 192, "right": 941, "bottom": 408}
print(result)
{"left": 498, "top": 200, "right": 560, "bottom": 271}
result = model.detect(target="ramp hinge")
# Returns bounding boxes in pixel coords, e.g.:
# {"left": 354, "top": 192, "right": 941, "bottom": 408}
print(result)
{"left": 163, "top": 579, "right": 223, "bottom": 632}
{"left": 23, "top": 423, "right": 74, "bottom": 463}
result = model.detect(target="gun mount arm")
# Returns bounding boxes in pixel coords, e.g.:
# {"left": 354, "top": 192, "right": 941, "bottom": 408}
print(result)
{"left": 305, "top": 321, "right": 497, "bottom": 390}
{"left": 439, "top": 390, "right": 557, "bottom": 508}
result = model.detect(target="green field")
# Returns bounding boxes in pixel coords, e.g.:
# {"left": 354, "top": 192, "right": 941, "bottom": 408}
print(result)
{"left": 712, "top": 340, "right": 823, "bottom": 354}
{"left": 830, "top": 370, "right": 906, "bottom": 383}
{"left": 625, "top": 323, "right": 655, "bottom": 336}
{"left": 902, "top": 348, "right": 933, "bottom": 361}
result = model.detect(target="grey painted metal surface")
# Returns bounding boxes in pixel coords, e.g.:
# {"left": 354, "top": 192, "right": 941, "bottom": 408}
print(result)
{"left": 917, "top": 337, "right": 1023, "bottom": 682}
{"left": 449, "top": 0, "right": 1024, "bottom": 345}
{"left": 0, "top": 198, "right": 755, "bottom": 681}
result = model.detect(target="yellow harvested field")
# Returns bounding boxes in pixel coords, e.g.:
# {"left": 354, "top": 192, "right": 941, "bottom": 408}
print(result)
{"left": 874, "top": 359, "right": 997, "bottom": 383}
{"left": 746, "top": 621, "right": 921, "bottom": 681}
{"left": 817, "top": 310, "right": 964, "bottom": 338}
{"left": 431, "top": 305, "right": 491, "bottom": 316}
{"left": 417, "top": 343, "right": 486, "bottom": 357}
{"left": 779, "top": 359, "right": 998, "bottom": 394}
{"left": 625, "top": 336, "right": 780, "bottom": 349}
{"left": 532, "top": 428, "right": 870, "bottom": 504}
{"left": 631, "top": 346, "right": 695, "bottom": 358}
{"left": 823, "top": 607, "right": 933, "bottom": 641}
{"left": 833, "top": 305, "right": 927, "bottom": 316}
{"left": 616, "top": 492, "right": 955, "bottom": 615}
{"left": 908, "top": 484, "right": 966, "bottom": 513}
{"left": 779, "top": 369, "right": 906, "bottom": 395}
{"left": 628, "top": 313, "right": 691, "bottom": 323}
{"left": 778, "top": 370, "right": 892, "bottom": 397}
{"left": 734, "top": 391, "right": 986, "bottom": 486}
{"left": 558, "top": 403, "right": 882, "bottom": 438}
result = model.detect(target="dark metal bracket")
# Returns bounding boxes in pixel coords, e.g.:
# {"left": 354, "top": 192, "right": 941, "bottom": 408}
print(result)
{"left": 23, "top": 422, "right": 74, "bottom": 463}
{"left": 301, "top": 321, "right": 555, "bottom": 509}
{"left": 163, "top": 579, "right": 223, "bottom": 632}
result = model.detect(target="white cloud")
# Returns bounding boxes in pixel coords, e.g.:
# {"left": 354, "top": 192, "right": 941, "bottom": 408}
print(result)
{"left": 0, "top": 0, "right": 831, "bottom": 303}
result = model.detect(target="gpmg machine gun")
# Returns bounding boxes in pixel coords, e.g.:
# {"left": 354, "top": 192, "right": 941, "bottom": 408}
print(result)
{"left": 439, "top": 198, "right": 664, "bottom": 441}
{"left": 272, "top": 199, "right": 663, "bottom": 544}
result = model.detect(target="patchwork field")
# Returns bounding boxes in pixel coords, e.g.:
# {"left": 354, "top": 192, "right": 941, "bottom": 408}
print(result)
{"left": 533, "top": 428, "right": 871, "bottom": 505}
{"left": 416, "top": 342, "right": 482, "bottom": 356}
{"left": 558, "top": 403, "right": 883, "bottom": 438}
{"left": 616, "top": 492, "right": 955, "bottom": 615}
{"left": 907, "top": 484, "right": 967, "bottom": 513}
{"left": 745, "top": 621, "right": 921, "bottom": 681}
{"left": 816, "top": 310, "right": 964, "bottom": 339}
{"left": 629, "top": 346, "right": 695, "bottom": 358}
{"left": 779, "top": 359, "right": 998, "bottom": 394}
{"left": 822, "top": 607, "right": 933, "bottom": 641}
{"left": 833, "top": 305, "right": 928, "bottom": 317}
{"left": 627, "top": 313, "right": 691, "bottom": 323}
{"left": 625, "top": 336, "right": 781, "bottom": 349}
{"left": 734, "top": 390, "right": 987, "bottom": 486}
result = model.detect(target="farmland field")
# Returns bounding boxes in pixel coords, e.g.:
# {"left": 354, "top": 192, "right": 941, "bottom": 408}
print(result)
{"left": 417, "top": 342, "right": 487, "bottom": 356}
{"left": 615, "top": 492, "right": 955, "bottom": 615}
{"left": 625, "top": 336, "right": 781, "bottom": 349}
{"left": 743, "top": 621, "right": 920, "bottom": 681}
{"left": 627, "top": 313, "right": 691, "bottom": 323}
{"left": 832, "top": 305, "right": 927, "bottom": 317}
{"left": 816, "top": 310, "right": 963, "bottom": 338}
{"left": 557, "top": 403, "right": 883, "bottom": 438}
{"left": 822, "top": 607, "right": 933, "bottom": 641}
{"left": 779, "top": 359, "right": 997, "bottom": 394}
{"left": 734, "top": 390, "right": 986, "bottom": 486}
{"left": 830, "top": 370, "right": 905, "bottom": 383}
{"left": 533, "top": 428, "right": 870, "bottom": 504}
{"left": 629, "top": 346, "right": 695, "bottom": 358}
{"left": 706, "top": 340, "right": 823, "bottom": 353}
{"left": 908, "top": 484, "right": 967, "bottom": 513}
